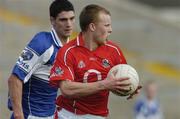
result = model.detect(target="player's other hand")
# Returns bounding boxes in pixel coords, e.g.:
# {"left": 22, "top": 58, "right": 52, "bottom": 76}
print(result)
{"left": 103, "top": 75, "right": 131, "bottom": 92}
{"left": 127, "top": 85, "right": 142, "bottom": 100}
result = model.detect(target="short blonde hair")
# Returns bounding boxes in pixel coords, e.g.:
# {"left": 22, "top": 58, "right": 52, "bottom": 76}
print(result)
{"left": 79, "top": 4, "right": 111, "bottom": 31}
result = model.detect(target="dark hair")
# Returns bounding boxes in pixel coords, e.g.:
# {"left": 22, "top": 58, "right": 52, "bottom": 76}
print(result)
{"left": 79, "top": 4, "right": 111, "bottom": 31}
{"left": 49, "top": 0, "right": 74, "bottom": 18}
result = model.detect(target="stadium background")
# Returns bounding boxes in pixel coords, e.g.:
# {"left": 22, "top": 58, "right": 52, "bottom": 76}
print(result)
{"left": 0, "top": 0, "right": 180, "bottom": 118}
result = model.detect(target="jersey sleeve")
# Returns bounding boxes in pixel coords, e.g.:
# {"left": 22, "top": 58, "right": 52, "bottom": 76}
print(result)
{"left": 12, "top": 32, "right": 49, "bottom": 83}
{"left": 50, "top": 47, "right": 74, "bottom": 87}
{"left": 134, "top": 99, "right": 144, "bottom": 115}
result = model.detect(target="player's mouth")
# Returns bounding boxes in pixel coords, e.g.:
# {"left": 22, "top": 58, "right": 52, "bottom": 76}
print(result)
{"left": 65, "top": 29, "right": 72, "bottom": 31}
{"left": 65, "top": 29, "right": 72, "bottom": 33}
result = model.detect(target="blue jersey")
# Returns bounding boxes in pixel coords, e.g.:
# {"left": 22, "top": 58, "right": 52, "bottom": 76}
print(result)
{"left": 134, "top": 97, "right": 163, "bottom": 119}
{"left": 8, "top": 28, "right": 64, "bottom": 118}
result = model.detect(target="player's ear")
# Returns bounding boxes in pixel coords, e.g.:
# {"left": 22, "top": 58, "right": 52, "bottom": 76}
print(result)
{"left": 50, "top": 17, "right": 55, "bottom": 26}
{"left": 89, "top": 23, "right": 96, "bottom": 32}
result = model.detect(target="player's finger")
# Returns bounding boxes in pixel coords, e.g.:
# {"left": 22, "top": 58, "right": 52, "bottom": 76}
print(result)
{"left": 116, "top": 83, "right": 131, "bottom": 87}
{"left": 137, "top": 85, "right": 142, "bottom": 90}
{"left": 127, "top": 95, "right": 133, "bottom": 100}
{"left": 116, "top": 87, "right": 131, "bottom": 93}
{"left": 127, "top": 85, "right": 142, "bottom": 100}
{"left": 134, "top": 85, "right": 142, "bottom": 94}
{"left": 117, "top": 77, "right": 129, "bottom": 82}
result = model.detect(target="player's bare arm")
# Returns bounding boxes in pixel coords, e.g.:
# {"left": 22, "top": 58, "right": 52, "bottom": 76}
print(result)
{"left": 59, "top": 77, "right": 131, "bottom": 98}
{"left": 8, "top": 74, "right": 24, "bottom": 119}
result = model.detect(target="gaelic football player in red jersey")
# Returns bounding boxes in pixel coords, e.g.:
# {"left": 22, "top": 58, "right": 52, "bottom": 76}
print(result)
{"left": 50, "top": 4, "right": 141, "bottom": 119}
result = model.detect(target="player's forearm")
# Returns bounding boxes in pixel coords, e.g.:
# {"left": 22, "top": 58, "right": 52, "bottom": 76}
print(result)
{"left": 8, "top": 74, "right": 24, "bottom": 119}
{"left": 59, "top": 80, "right": 107, "bottom": 98}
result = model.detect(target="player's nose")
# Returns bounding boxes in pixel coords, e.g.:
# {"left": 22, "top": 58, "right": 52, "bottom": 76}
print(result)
{"left": 108, "top": 26, "right": 112, "bottom": 34}
{"left": 66, "top": 19, "right": 73, "bottom": 27}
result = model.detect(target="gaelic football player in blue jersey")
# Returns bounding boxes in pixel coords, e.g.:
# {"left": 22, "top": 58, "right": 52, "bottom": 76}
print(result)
{"left": 8, "top": 0, "right": 75, "bottom": 119}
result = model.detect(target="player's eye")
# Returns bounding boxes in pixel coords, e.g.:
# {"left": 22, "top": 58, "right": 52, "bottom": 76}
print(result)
{"left": 58, "top": 18, "right": 67, "bottom": 22}
{"left": 70, "top": 16, "right": 75, "bottom": 21}
{"left": 105, "top": 24, "right": 111, "bottom": 27}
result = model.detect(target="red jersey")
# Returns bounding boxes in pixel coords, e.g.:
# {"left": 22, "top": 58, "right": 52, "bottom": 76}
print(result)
{"left": 50, "top": 33, "right": 127, "bottom": 116}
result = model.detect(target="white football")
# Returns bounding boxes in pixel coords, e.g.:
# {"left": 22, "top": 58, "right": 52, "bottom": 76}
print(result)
{"left": 107, "top": 64, "right": 139, "bottom": 96}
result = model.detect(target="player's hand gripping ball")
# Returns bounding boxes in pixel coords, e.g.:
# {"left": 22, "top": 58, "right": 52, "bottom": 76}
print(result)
{"left": 107, "top": 64, "right": 139, "bottom": 96}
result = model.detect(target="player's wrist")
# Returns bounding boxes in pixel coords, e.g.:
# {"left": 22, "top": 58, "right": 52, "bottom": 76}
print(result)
{"left": 13, "top": 113, "right": 24, "bottom": 119}
{"left": 13, "top": 107, "right": 24, "bottom": 118}
{"left": 98, "top": 79, "right": 108, "bottom": 90}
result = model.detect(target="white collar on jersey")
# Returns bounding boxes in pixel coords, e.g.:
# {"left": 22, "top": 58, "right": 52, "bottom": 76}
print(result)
{"left": 51, "top": 27, "right": 69, "bottom": 47}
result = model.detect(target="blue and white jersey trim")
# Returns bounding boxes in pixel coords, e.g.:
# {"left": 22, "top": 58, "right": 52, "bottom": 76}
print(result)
{"left": 51, "top": 28, "right": 69, "bottom": 48}
{"left": 51, "top": 28, "right": 63, "bottom": 47}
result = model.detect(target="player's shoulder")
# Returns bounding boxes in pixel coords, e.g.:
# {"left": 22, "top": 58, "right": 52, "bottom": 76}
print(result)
{"left": 61, "top": 38, "right": 77, "bottom": 51}
{"left": 27, "top": 31, "right": 53, "bottom": 55}
{"left": 31, "top": 31, "right": 52, "bottom": 45}
{"left": 105, "top": 40, "right": 125, "bottom": 56}
{"left": 105, "top": 40, "right": 121, "bottom": 51}
{"left": 57, "top": 38, "right": 77, "bottom": 58}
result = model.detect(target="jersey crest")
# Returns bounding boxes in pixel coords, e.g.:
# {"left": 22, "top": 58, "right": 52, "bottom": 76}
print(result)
{"left": 102, "top": 59, "right": 110, "bottom": 68}
{"left": 78, "top": 60, "right": 86, "bottom": 69}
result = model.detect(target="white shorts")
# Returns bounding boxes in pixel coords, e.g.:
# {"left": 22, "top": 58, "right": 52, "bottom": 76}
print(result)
{"left": 57, "top": 108, "right": 106, "bottom": 119}
{"left": 27, "top": 115, "right": 54, "bottom": 119}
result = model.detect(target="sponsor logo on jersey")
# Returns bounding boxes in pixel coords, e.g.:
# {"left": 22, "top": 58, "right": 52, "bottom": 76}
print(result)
{"left": 17, "top": 59, "right": 30, "bottom": 70}
{"left": 16, "top": 49, "right": 33, "bottom": 70}
{"left": 102, "top": 59, "right": 110, "bottom": 68}
{"left": 78, "top": 60, "right": 85, "bottom": 68}
{"left": 21, "top": 49, "right": 34, "bottom": 61}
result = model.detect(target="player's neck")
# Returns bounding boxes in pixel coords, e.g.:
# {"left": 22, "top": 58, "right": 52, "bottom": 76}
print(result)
{"left": 58, "top": 34, "right": 69, "bottom": 45}
{"left": 82, "top": 32, "right": 98, "bottom": 51}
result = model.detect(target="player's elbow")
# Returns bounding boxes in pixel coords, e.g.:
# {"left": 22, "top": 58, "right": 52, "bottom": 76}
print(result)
{"left": 8, "top": 75, "right": 15, "bottom": 86}
{"left": 61, "top": 88, "right": 75, "bottom": 98}
{"left": 59, "top": 81, "right": 78, "bottom": 98}
{"left": 8, "top": 74, "right": 22, "bottom": 88}
{"left": 60, "top": 87, "right": 76, "bottom": 98}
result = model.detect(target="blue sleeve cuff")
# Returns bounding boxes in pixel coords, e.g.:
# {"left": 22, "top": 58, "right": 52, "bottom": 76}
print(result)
{"left": 12, "top": 65, "right": 28, "bottom": 81}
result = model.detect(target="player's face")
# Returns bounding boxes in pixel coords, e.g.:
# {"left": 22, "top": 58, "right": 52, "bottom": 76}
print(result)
{"left": 51, "top": 11, "right": 75, "bottom": 39}
{"left": 93, "top": 12, "right": 112, "bottom": 45}
{"left": 146, "top": 83, "right": 157, "bottom": 100}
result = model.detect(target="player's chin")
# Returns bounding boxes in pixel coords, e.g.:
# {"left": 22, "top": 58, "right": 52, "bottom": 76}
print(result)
{"left": 98, "top": 41, "right": 106, "bottom": 45}
{"left": 100, "top": 38, "right": 107, "bottom": 43}
{"left": 64, "top": 33, "right": 72, "bottom": 38}
{"left": 65, "top": 31, "right": 72, "bottom": 36}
